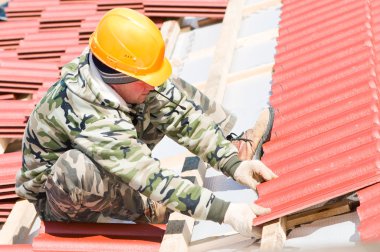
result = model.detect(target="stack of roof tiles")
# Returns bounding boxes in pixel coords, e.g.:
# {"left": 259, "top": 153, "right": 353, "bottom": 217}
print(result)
{"left": 253, "top": 0, "right": 380, "bottom": 242}
{"left": 0, "top": 0, "right": 225, "bottom": 94}
{"left": 0, "top": 221, "right": 166, "bottom": 251}
{"left": 0, "top": 60, "right": 58, "bottom": 138}
{"left": 144, "top": 0, "right": 227, "bottom": 18}
{"left": 0, "top": 152, "right": 21, "bottom": 225}
{"left": 0, "top": 100, "right": 35, "bottom": 138}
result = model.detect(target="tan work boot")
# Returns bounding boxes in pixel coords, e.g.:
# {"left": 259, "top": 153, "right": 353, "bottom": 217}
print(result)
{"left": 135, "top": 196, "right": 171, "bottom": 224}
{"left": 228, "top": 107, "right": 274, "bottom": 160}
{"left": 149, "top": 199, "right": 171, "bottom": 224}
{"left": 141, "top": 199, "right": 171, "bottom": 224}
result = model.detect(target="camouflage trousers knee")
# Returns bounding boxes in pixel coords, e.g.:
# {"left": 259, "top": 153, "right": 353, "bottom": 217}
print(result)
{"left": 35, "top": 149, "right": 155, "bottom": 223}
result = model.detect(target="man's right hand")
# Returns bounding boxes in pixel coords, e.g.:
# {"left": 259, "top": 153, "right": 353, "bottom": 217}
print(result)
{"left": 223, "top": 202, "right": 271, "bottom": 238}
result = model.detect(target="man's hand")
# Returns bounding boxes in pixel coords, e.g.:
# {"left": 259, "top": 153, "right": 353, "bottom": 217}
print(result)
{"left": 223, "top": 202, "right": 270, "bottom": 238}
{"left": 233, "top": 160, "right": 278, "bottom": 190}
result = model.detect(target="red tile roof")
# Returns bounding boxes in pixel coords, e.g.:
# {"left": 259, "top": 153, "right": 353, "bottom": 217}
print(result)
{"left": 0, "top": 222, "right": 166, "bottom": 251}
{"left": 357, "top": 183, "right": 380, "bottom": 242}
{"left": 0, "top": 201, "right": 15, "bottom": 224}
{"left": 34, "top": 221, "right": 166, "bottom": 251}
{"left": 356, "top": 0, "right": 380, "bottom": 240}
{"left": 0, "top": 244, "right": 32, "bottom": 252}
{"left": 0, "top": 152, "right": 22, "bottom": 186}
{"left": 254, "top": 0, "right": 380, "bottom": 231}
{"left": 0, "top": 152, "right": 22, "bottom": 225}
{"left": 144, "top": 0, "right": 227, "bottom": 18}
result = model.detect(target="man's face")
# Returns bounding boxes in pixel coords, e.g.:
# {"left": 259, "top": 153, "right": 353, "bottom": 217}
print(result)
{"left": 110, "top": 80, "right": 155, "bottom": 104}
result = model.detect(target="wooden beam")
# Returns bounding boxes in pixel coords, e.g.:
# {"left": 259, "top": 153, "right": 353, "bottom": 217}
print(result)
{"left": 227, "top": 63, "right": 274, "bottom": 84}
{"left": 286, "top": 200, "right": 358, "bottom": 230}
{"left": 236, "top": 29, "right": 279, "bottom": 48}
{"left": 0, "top": 200, "right": 38, "bottom": 244}
{"left": 194, "top": 62, "right": 274, "bottom": 91}
{"left": 160, "top": 213, "right": 194, "bottom": 252}
{"left": 260, "top": 217, "right": 287, "bottom": 251}
{"left": 198, "top": 18, "right": 222, "bottom": 28}
{"left": 203, "top": 0, "right": 245, "bottom": 103}
{"left": 180, "top": 156, "right": 207, "bottom": 187}
{"left": 189, "top": 233, "right": 255, "bottom": 251}
{"left": 159, "top": 157, "right": 207, "bottom": 252}
{"left": 243, "top": 0, "right": 282, "bottom": 16}
{"left": 259, "top": 199, "right": 358, "bottom": 251}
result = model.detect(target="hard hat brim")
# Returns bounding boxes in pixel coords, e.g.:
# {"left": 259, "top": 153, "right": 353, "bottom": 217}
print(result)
{"left": 129, "top": 57, "right": 172, "bottom": 87}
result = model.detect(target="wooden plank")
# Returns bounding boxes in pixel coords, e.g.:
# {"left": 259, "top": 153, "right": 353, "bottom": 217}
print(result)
{"left": 260, "top": 217, "right": 287, "bottom": 251}
{"left": 286, "top": 199, "right": 358, "bottom": 230}
{"left": 203, "top": 0, "right": 245, "bottom": 103}
{"left": 0, "top": 199, "right": 38, "bottom": 244}
{"left": 259, "top": 199, "right": 358, "bottom": 251}
{"left": 243, "top": 0, "right": 282, "bottom": 16}
{"left": 159, "top": 156, "right": 207, "bottom": 252}
{"left": 236, "top": 29, "right": 279, "bottom": 48}
{"left": 198, "top": 18, "right": 222, "bottom": 27}
{"left": 227, "top": 63, "right": 274, "bottom": 84}
{"left": 194, "top": 63, "right": 274, "bottom": 91}
{"left": 160, "top": 213, "right": 194, "bottom": 252}
{"left": 189, "top": 233, "right": 254, "bottom": 251}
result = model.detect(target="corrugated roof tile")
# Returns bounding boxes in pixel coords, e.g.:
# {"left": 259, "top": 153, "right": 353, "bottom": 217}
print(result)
{"left": 30, "top": 221, "right": 166, "bottom": 251}
{"left": 254, "top": 0, "right": 380, "bottom": 228}
{"left": 355, "top": 0, "right": 380, "bottom": 242}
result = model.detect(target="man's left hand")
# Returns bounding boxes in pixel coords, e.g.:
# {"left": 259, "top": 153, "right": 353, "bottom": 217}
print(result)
{"left": 233, "top": 160, "right": 278, "bottom": 190}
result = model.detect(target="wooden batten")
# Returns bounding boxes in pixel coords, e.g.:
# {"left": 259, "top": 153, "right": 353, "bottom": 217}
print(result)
{"left": 159, "top": 157, "right": 207, "bottom": 252}
{"left": 0, "top": 200, "right": 38, "bottom": 245}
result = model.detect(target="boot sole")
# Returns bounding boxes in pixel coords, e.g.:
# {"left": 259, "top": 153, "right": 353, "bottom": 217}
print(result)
{"left": 254, "top": 106, "right": 275, "bottom": 160}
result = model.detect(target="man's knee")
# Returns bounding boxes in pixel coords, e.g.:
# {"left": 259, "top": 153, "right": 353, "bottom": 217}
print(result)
{"left": 51, "top": 149, "right": 104, "bottom": 194}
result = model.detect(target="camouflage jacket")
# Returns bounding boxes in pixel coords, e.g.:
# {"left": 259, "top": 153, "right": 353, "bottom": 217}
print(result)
{"left": 15, "top": 49, "right": 242, "bottom": 223}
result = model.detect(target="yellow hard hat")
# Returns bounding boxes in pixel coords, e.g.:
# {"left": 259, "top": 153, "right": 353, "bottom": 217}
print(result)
{"left": 89, "top": 8, "right": 172, "bottom": 87}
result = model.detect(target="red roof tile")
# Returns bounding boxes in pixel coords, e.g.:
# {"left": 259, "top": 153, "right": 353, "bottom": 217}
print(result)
{"left": 254, "top": 0, "right": 380, "bottom": 227}
{"left": 0, "top": 151, "right": 22, "bottom": 224}
{"left": 143, "top": 0, "right": 227, "bottom": 18}
{"left": 0, "top": 244, "right": 32, "bottom": 252}
{"left": 0, "top": 152, "right": 22, "bottom": 185}
{"left": 357, "top": 183, "right": 380, "bottom": 242}
{"left": 30, "top": 221, "right": 166, "bottom": 251}
{"left": 356, "top": 0, "right": 380, "bottom": 242}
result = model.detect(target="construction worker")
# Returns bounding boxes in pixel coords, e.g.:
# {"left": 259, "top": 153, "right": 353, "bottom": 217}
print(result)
{"left": 15, "top": 8, "right": 277, "bottom": 238}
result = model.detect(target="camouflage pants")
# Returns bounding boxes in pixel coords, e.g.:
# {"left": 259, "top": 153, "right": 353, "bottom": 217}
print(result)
{"left": 36, "top": 149, "right": 151, "bottom": 223}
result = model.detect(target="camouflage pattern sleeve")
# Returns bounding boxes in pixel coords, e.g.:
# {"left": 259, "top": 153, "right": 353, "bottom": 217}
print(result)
{"left": 74, "top": 115, "right": 230, "bottom": 223}
{"left": 172, "top": 76, "right": 237, "bottom": 136}
{"left": 146, "top": 79, "right": 242, "bottom": 177}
